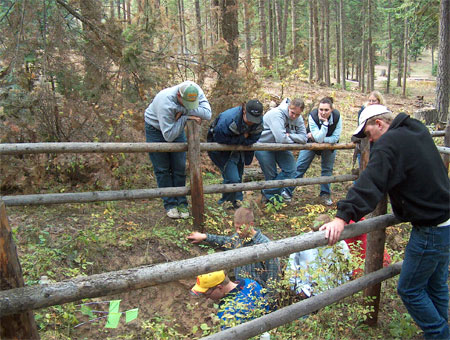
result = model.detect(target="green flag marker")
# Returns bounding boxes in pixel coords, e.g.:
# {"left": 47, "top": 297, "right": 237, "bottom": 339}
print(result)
{"left": 125, "top": 308, "right": 139, "bottom": 323}
{"left": 109, "top": 300, "right": 121, "bottom": 313}
{"left": 105, "top": 312, "right": 121, "bottom": 328}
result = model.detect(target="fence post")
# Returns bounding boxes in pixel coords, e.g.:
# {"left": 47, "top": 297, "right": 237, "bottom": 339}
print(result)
{"left": 360, "top": 138, "right": 387, "bottom": 325}
{"left": 186, "top": 120, "right": 205, "bottom": 229}
{"left": 0, "top": 201, "right": 40, "bottom": 339}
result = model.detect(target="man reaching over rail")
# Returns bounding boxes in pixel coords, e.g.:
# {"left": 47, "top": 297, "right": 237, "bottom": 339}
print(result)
{"left": 320, "top": 105, "right": 450, "bottom": 340}
{"left": 187, "top": 207, "right": 280, "bottom": 290}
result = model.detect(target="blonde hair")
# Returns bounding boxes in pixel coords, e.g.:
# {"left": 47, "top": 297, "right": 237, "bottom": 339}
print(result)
{"left": 234, "top": 207, "right": 254, "bottom": 225}
{"left": 368, "top": 91, "right": 385, "bottom": 105}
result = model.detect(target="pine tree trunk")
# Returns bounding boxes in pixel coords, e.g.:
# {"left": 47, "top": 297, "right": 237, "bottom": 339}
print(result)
{"left": 309, "top": 0, "right": 314, "bottom": 82}
{"left": 80, "top": 0, "right": 105, "bottom": 94}
{"left": 319, "top": 0, "right": 325, "bottom": 82}
{"left": 397, "top": 41, "right": 403, "bottom": 87}
{"left": 313, "top": 0, "right": 321, "bottom": 81}
{"left": 126, "top": 0, "right": 131, "bottom": 24}
{"left": 259, "top": 0, "right": 268, "bottom": 67}
{"left": 360, "top": 0, "right": 366, "bottom": 92}
{"left": 275, "top": 0, "right": 283, "bottom": 55}
{"left": 386, "top": 0, "right": 392, "bottom": 94}
{"left": 281, "top": 0, "right": 289, "bottom": 56}
{"left": 292, "top": 0, "right": 299, "bottom": 66}
{"left": 268, "top": 0, "right": 274, "bottom": 61}
{"left": 324, "top": 0, "right": 330, "bottom": 86}
{"left": 195, "top": 0, "right": 205, "bottom": 84}
{"left": 367, "top": 0, "right": 373, "bottom": 92}
{"left": 272, "top": 1, "right": 279, "bottom": 57}
{"left": 244, "top": 1, "right": 252, "bottom": 70}
{"left": 334, "top": 0, "right": 340, "bottom": 84}
{"left": 402, "top": 16, "right": 408, "bottom": 97}
{"left": 436, "top": 0, "right": 450, "bottom": 122}
{"left": 339, "top": 0, "right": 345, "bottom": 89}
{"left": 222, "top": 0, "right": 239, "bottom": 71}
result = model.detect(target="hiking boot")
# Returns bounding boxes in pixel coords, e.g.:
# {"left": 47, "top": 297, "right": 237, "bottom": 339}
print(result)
{"left": 281, "top": 190, "right": 292, "bottom": 202}
{"left": 321, "top": 195, "right": 333, "bottom": 206}
{"left": 166, "top": 207, "right": 180, "bottom": 219}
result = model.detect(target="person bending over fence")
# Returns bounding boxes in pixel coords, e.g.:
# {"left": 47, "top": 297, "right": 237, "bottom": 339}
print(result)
{"left": 207, "top": 100, "right": 264, "bottom": 209}
{"left": 295, "top": 97, "right": 342, "bottom": 206}
{"left": 187, "top": 207, "right": 280, "bottom": 290}
{"left": 320, "top": 105, "right": 450, "bottom": 340}
{"left": 191, "top": 270, "right": 269, "bottom": 330}
{"left": 255, "top": 98, "right": 307, "bottom": 204}
{"left": 144, "top": 81, "right": 211, "bottom": 219}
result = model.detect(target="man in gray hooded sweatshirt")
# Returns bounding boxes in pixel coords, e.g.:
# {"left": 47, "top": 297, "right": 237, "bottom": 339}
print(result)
{"left": 255, "top": 98, "right": 307, "bottom": 203}
{"left": 144, "top": 81, "right": 211, "bottom": 219}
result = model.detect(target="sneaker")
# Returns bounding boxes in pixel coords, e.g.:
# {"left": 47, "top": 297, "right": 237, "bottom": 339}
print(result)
{"left": 166, "top": 207, "right": 180, "bottom": 219}
{"left": 178, "top": 206, "right": 189, "bottom": 219}
{"left": 322, "top": 196, "right": 333, "bottom": 206}
{"left": 281, "top": 190, "right": 292, "bottom": 202}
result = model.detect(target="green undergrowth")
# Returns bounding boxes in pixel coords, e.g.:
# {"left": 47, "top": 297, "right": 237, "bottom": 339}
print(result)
{"left": 7, "top": 177, "right": 423, "bottom": 339}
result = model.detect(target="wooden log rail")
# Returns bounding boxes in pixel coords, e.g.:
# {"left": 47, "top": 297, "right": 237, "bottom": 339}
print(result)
{"left": 437, "top": 146, "right": 450, "bottom": 155}
{"left": 0, "top": 141, "right": 356, "bottom": 155}
{"left": 201, "top": 262, "right": 403, "bottom": 340}
{"left": 0, "top": 214, "right": 399, "bottom": 317}
{"left": 1, "top": 174, "right": 357, "bottom": 206}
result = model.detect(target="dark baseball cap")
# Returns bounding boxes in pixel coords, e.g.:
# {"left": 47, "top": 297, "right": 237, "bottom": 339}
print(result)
{"left": 245, "top": 99, "right": 263, "bottom": 124}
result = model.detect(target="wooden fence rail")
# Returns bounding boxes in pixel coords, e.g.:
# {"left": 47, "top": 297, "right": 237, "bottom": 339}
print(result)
{"left": 0, "top": 142, "right": 356, "bottom": 155}
{"left": 1, "top": 174, "right": 356, "bottom": 206}
{"left": 0, "top": 214, "right": 398, "bottom": 317}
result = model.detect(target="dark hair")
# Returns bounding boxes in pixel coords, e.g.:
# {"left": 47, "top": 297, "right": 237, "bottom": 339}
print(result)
{"left": 319, "top": 96, "right": 334, "bottom": 108}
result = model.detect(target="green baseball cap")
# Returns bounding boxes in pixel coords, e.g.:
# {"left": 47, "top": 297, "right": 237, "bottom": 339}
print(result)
{"left": 179, "top": 82, "right": 199, "bottom": 110}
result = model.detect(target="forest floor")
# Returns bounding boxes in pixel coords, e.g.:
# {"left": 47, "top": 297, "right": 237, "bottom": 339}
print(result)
{"left": 4, "top": 50, "right": 447, "bottom": 340}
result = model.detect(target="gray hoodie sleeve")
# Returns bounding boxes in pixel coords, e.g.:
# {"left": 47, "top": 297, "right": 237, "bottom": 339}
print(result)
{"left": 287, "top": 117, "right": 308, "bottom": 144}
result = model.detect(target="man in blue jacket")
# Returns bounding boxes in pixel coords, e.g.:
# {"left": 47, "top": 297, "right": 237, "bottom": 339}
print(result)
{"left": 320, "top": 105, "right": 450, "bottom": 340}
{"left": 191, "top": 270, "right": 269, "bottom": 329}
{"left": 207, "top": 100, "right": 264, "bottom": 208}
{"left": 145, "top": 81, "right": 211, "bottom": 219}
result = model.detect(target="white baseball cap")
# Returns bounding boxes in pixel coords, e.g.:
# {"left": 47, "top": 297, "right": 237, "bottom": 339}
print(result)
{"left": 353, "top": 104, "right": 391, "bottom": 138}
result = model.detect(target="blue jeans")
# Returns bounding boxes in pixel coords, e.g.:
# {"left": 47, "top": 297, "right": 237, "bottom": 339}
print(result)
{"left": 255, "top": 150, "right": 295, "bottom": 201}
{"left": 295, "top": 149, "right": 336, "bottom": 196}
{"left": 397, "top": 226, "right": 450, "bottom": 339}
{"left": 217, "top": 152, "right": 244, "bottom": 204}
{"left": 145, "top": 123, "right": 188, "bottom": 210}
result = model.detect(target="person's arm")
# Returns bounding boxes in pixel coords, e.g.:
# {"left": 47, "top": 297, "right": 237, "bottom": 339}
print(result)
{"left": 288, "top": 118, "right": 308, "bottom": 144}
{"left": 204, "top": 233, "right": 236, "bottom": 250}
{"left": 323, "top": 112, "right": 342, "bottom": 144}
{"left": 187, "top": 231, "right": 207, "bottom": 243}
{"left": 320, "top": 146, "right": 397, "bottom": 245}
{"left": 268, "top": 111, "right": 295, "bottom": 144}
{"left": 157, "top": 106, "right": 189, "bottom": 142}
{"left": 242, "top": 124, "right": 263, "bottom": 145}
{"left": 214, "top": 117, "right": 248, "bottom": 145}
{"left": 309, "top": 114, "right": 327, "bottom": 143}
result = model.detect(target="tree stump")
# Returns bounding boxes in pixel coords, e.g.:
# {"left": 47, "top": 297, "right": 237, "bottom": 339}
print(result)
{"left": 413, "top": 106, "right": 439, "bottom": 125}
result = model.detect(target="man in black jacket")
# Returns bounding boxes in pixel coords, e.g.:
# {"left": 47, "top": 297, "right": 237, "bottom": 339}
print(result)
{"left": 320, "top": 104, "right": 450, "bottom": 340}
